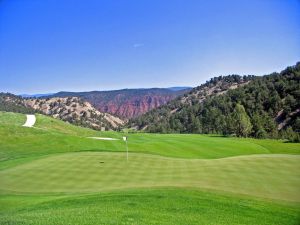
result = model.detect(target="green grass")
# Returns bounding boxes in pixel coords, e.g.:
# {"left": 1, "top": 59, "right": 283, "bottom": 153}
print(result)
{"left": 1, "top": 111, "right": 299, "bottom": 161}
{"left": 1, "top": 189, "right": 299, "bottom": 225}
{"left": 1, "top": 152, "right": 299, "bottom": 202}
{"left": 0, "top": 111, "right": 300, "bottom": 224}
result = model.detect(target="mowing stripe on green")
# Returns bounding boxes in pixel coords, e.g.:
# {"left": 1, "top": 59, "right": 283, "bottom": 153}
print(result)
{"left": 1, "top": 152, "right": 299, "bottom": 202}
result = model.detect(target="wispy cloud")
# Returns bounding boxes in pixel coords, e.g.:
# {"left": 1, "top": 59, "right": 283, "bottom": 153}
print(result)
{"left": 133, "top": 43, "right": 144, "bottom": 48}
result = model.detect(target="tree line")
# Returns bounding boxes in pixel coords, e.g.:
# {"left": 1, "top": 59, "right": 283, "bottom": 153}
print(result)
{"left": 0, "top": 93, "right": 36, "bottom": 114}
{"left": 129, "top": 63, "right": 300, "bottom": 142}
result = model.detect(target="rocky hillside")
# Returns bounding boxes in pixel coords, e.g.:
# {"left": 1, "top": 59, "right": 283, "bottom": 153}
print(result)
{"left": 129, "top": 63, "right": 300, "bottom": 141}
{"left": 0, "top": 93, "right": 124, "bottom": 130}
{"left": 24, "top": 97, "right": 124, "bottom": 130}
{"left": 130, "top": 74, "right": 255, "bottom": 129}
{"left": 51, "top": 88, "right": 191, "bottom": 119}
{"left": 178, "top": 75, "right": 252, "bottom": 106}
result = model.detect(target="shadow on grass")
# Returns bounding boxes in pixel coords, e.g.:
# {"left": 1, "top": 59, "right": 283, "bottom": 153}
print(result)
{"left": 207, "top": 135, "right": 231, "bottom": 138}
{"left": 74, "top": 149, "right": 126, "bottom": 153}
{"left": 283, "top": 140, "right": 300, "bottom": 143}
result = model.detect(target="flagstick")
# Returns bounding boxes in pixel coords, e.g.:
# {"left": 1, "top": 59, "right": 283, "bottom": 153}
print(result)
{"left": 126, "top": 139, "right": 128, "bottom": 161}
{"left": 123, "top": 136, "right": 128, "bottom": 161}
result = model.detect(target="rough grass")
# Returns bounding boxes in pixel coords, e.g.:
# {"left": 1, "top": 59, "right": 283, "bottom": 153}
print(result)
{"left": 0, "top": 111, "right": 300, "bottom": 224}
{"left": 1, "top": 189, "right": 299, "bottom": 225}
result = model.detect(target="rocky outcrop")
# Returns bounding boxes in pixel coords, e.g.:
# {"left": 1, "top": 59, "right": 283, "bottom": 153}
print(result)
{"left": 24, "top": 97, "right": 124, "bottom": 130}
{"left": 94, "top": 95, "right": 175, "bottom": 118}
{"left": 51, "top": 88, "right": 191, "bottom": 119}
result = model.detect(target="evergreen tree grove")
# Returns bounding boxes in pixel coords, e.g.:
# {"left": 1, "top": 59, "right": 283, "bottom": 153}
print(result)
{"left": 232, "top": 104, "right": 252, "bottom": 137}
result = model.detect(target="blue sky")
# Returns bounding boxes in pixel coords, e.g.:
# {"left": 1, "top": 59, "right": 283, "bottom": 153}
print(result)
{"left": 0, "top": 0, "right": 299, "bottom": 94}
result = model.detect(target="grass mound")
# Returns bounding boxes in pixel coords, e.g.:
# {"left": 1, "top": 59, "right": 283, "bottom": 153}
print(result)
{"left": 1, "top": 189, "right": 299, "bottom": 225}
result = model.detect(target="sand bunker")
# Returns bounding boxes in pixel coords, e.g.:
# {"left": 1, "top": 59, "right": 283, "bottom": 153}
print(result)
{"left": 22, "top": 115, "right": 36, "bottom": 127}
{"left": 87, "top": 137, "right": 119, "bottom": 141}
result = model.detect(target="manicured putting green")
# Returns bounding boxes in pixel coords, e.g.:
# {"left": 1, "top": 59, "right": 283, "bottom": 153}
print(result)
{"left": 1, "top": 152, "right": 299, "bottom": 202}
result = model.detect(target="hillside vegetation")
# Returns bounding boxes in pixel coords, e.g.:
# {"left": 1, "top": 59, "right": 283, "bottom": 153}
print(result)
{"left": 0, "top": 93, "right": 35, "bottom": 114}
{"left": 130, "top": 63, "right": 300, "bottom": 141}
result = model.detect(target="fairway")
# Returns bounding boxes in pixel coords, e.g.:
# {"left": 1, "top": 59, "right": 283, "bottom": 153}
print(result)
{"left": 1, "top": 112, "right": 299, "bottom": 162}
{"left": 0, "top": 112, "right": 300, "bottom": 224}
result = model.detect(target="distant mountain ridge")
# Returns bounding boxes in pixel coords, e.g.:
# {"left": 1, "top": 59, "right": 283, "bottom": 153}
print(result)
{"left": 167, "top": 87, "right": 192, "bottom": 91}
{"left": 48, "top": 87, "right": 192, "bottom": 119}
{"left": 20, "top": 93, "right": 55, "bottom": 98}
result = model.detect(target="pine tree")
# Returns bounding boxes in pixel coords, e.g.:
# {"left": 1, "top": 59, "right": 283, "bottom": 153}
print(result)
{"left": 232, "top": 104, "right": 252, "bottom": 137}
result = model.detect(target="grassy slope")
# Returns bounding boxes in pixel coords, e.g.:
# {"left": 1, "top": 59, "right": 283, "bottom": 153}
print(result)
{"left": 1, "top": 189, "right": 299, "bottom": 225}
{"left": 1, "top": 112, "right": 299, "bottom": 161}
{"left": 0, "top": 111, "right": 300, "bottom": 224}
